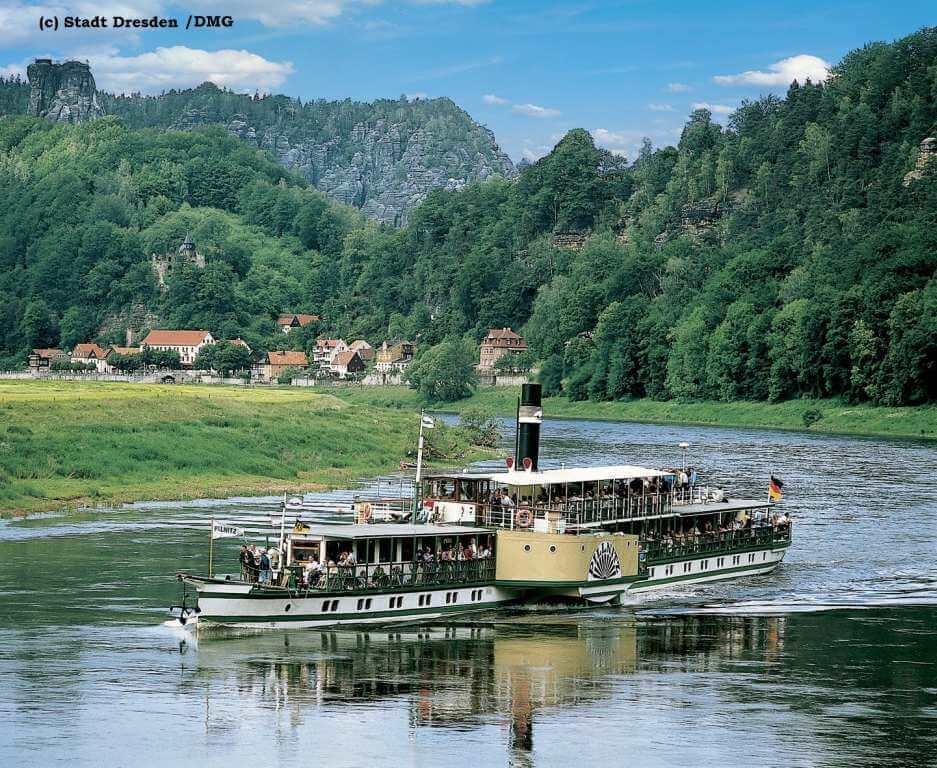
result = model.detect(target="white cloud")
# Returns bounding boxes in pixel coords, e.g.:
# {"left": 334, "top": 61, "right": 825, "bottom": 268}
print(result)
{"left": 483, "top": 93, "right": 509, "bottom": 105}
{"left": 87, "top": 46, "right": 294, "bottom": 94}
{"left": 647, "top": 103, "right": 673, "bottom": 112}
{"left": 591, "top": 127, "right": 646, "bottom": 158}
{"left": 667, "top": 82, "right": 690, "bottom": 92}
{"left": 201, "top": 0, "right": 350, "bottom": 27}
{"left": 692, "top": 101, "right": 734, "bottom": 115}
{"left": 714, "top": 54, "right": 831, "bottom": 86}
{"left": 1, "top": 61, "right": 27, "bottom": 79}
{"left": 512, "top": 103, "right": 560, "bottom": 118}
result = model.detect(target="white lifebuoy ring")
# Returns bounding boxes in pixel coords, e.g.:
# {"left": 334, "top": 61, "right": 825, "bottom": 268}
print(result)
{"left": 515, "top": 508, "right": 532, "bottom": 528}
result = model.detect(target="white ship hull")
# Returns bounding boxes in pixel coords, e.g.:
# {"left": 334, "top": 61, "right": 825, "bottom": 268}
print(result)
{"left": 192, "top": 581, "right": 519, "bottom": 630}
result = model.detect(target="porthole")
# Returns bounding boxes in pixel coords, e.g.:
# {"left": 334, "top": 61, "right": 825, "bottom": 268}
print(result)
{"left": 524, "top": 544, "right": 531, "bottom": 552}
{"left": 549, "top": 545, "right": 556, "bottom": 553}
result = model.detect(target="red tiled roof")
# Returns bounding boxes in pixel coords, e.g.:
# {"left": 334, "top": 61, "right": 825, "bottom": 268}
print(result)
{"left": 142, "top": 330, "right": 212, "bottom": 346}
{"left": 107, "top": 346, "right": 140, "bottom": 356}
{"left": 71, "top": 343, "right": 107, "bottom": 358}
{"left": 486, "top": 327, "right": 522, "bottom": 340}
{"left": 331, "top": 350, "right": 360, "bottom": 367}
{"left": 277, "top": 313, "right": 319, "bottom": 326}
{"left": 265, "top": 350, "right": 307, "bottom": 366}
{"left": 32, "top": 348, "right": 64, "bottom": 358}
{"left": 316, "top": 338, "right": 345, "bottom": 348}
{"left": 224, "top": 338, "right": 251, "bottom": 350}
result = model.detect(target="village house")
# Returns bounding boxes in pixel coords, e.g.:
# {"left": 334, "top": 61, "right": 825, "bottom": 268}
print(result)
{"left": 277, "top": 313, "right": 320, "bottom": 334}
{"left": 312, "top": 338, "right": 348, "bottom": 367}
{"left": 28, "top": 348, "right": 66, "bottom": 371}
{"left": 375, "top": 340, "right": 415, "bottom": 373}
{"left": 140, "top": 329, "right": 214, "bottom": 367}
{"left": 478, "top": 327, "right": 527, "bottom": 370}
{"left": 349, "top": 339, "right": 375, "bottom": 362}
{"left": 104, "top": 345, "right": 141, "bottom": 373}
{"left": 330, "top": 350, "right": 366, "bottom": 379}
{"left": 261, "top": 350, "right": 308, "bottom": 380}
{"left": 70, "top": 343, "right": 109, "bottom": 373}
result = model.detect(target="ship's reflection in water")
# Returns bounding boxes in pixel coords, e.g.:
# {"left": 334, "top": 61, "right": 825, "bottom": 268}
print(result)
{"left": 185, "top": 612, "right": 792, "bottom": 765}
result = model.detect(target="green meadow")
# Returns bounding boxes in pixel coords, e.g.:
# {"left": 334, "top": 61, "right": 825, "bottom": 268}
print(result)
{"left": 333, "top": 386, "right": 937, "bottom": 441}
{"left": 0, "top": 381, "right": 437, "bottom": 516}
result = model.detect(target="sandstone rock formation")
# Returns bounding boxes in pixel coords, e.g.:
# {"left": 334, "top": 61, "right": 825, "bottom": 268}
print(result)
{"left": 903, "top": 137, "right": 936, "bottom": 186}
{"left": 27, "top": 59, "right": 103, "bottom": 123}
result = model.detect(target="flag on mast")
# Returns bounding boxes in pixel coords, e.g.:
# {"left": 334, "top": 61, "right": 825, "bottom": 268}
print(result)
{"left": 768, "top": 476, "right": 784, "bottom": 502}
{"left": 211, "top": 521, "right": 245, "bottom": 540}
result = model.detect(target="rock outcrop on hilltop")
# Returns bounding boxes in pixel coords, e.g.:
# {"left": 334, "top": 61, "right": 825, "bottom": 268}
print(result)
{"left": 26, "top": 59, "right": 104, "bottom": 123}
{"left": 15, "top": 61, "right": 515, "bottom": 225}
{"left": 223, "top": 110, "right": 513, "bottom": 225}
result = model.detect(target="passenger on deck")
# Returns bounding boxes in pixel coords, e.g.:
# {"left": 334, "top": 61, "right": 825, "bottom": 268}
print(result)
{"left": 239, "top": 545, "right": 252, "bottom": 581}
{"left": 304, "top": 557, "right": 322, "bottom": 587}
{"left": 250, "top": 545, "right": 261, "bottom": 582}
{"left": 502, "top": 492, "right": 515, "bottom": 508}
{"left": 258, "top": 549, "right": 271, "bottom": 584}
{"left": 479, "top": 543, "right": 492, "bottom": 559}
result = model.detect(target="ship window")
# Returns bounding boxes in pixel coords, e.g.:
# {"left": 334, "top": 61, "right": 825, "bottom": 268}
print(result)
{"left": 452, "top": 592, "right": 458, "bottom": 604}
{"left": 284, "top": 603, "right": 291, "bottom": 612}
{"left": 650, "top": 568, "right": 655, "bottom": 577}
{"left": 366, "top": 599, "right": 372, "bottom": 609}
{"left": 331, "top": 601, "right": 339, "bottom": 612}
{"left": 524, "top": 545, "right": 531, "bottom": 552}
{"left": 321, "top": 600, "right": 331, "bottom": 613}
{"left": 762, "top": 552, "right": 767, "bottom": 561}
{"left": 426, "top": 594, "right": 432, "bottom": 606}
{"left": 418, "top": 595, "right": 424, "bottom": 607}
{"left": 549, "top": 545, "right": 556, "bottom": 553}
{"left": 357, "top": 599, "right": 363, "bottom": 610}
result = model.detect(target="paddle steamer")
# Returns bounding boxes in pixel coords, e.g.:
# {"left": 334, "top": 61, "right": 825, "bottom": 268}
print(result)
{"left": 174, "top": 384, "right": 792, "bottom": 629}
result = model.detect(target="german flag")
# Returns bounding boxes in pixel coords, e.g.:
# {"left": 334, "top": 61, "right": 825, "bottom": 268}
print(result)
{"left": 768, "top": 476, "right": 784, "bottom": 502}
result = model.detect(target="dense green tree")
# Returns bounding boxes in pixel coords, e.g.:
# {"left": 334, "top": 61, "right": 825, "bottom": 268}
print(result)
{"left": 406, "top": 337, "right": 478, "bottom": 403}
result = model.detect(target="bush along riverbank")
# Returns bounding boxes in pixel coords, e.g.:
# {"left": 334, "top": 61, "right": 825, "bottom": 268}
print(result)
{"left": 0, "top": 381, "right": 489, "bottom": 516}
{"left": 332, "top": 386, "right": 937, "bottom": 441}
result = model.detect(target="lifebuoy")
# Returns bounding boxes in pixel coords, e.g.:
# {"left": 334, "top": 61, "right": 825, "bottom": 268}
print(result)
{"left": 515, "top": 508, "right": 532, "bottom": 528}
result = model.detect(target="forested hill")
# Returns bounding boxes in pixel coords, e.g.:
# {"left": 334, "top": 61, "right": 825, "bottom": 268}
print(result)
{"left": 1, "top": 27, "right": 936, "bottom": 407}
{"left": 0, "top": 72, "right": 515, "bottom": 226}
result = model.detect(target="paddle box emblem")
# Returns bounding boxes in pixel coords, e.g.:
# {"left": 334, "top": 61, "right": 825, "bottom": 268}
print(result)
{"left": 588, "top": 541, "right": 621, "bottom": 581}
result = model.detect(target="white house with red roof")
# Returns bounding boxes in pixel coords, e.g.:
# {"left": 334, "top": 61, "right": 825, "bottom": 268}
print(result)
{"left": 140, "top": 330, "right": 214, "bottom": 367}
{"left": 70, "top": 343, "right": 109, "bottom": 372}
{"left": 312, "top": 338, "right": 348, "bottom": 367}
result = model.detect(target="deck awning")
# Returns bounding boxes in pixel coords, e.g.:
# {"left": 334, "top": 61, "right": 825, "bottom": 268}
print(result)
{"left": 676, "top": 498, "right": 770, "bottom": 517}
{"left": 486, "top": 465, "right": 674, "bottom": 487}
{"left": 290, "top": 523, "right": 491, "bottom": 540}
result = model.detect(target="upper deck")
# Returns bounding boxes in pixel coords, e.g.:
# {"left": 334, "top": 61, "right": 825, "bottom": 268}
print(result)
{"left": 419, "top": 464, "right": 756, "bottom": 533}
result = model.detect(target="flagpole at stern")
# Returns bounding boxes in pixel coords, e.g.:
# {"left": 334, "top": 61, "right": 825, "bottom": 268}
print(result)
{"left": 208, "top": 517, "right": 214, "bottom": 578}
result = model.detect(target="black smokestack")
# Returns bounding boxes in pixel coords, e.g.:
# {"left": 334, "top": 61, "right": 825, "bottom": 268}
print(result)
{"left": 515, "top": 383, "right": 542, "bottom": 471}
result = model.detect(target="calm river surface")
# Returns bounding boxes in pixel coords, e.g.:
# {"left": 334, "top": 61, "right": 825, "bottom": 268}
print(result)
{"left": 2, "top": 418, "right": 936, "bottom": 767}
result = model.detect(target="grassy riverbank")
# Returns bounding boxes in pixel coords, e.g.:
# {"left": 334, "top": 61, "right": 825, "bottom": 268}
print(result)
{"left": 333, "top": 386, "right": 937, "bottom": 441}
{"left": 0, "top": 381, "right": 479, "bottom": 516}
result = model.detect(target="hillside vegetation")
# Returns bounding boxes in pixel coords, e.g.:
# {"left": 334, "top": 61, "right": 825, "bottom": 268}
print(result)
{"left": 0, "top": 28, "right": 935, "bottom": 409}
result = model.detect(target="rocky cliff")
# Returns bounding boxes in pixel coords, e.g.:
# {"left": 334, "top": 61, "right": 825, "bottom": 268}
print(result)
{"left": 13, "top": 61, "right": 515, "bottom": 225}
{"left": 26, "top": 59, "right": 104, "bottom": 123}
{"left": 105, "top": 84, "right": 515, "bottom": 225}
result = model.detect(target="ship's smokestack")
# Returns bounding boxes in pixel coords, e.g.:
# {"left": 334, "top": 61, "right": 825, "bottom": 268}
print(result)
{"left": 514, "top": 383, "right": 543, "bottom": 471}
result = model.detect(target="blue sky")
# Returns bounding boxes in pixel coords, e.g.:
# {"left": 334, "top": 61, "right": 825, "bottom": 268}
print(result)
{"left": 1, "top": 0, "right": 934, "bottom": 161}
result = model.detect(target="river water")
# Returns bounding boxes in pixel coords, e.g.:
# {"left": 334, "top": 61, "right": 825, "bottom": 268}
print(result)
{"left": 1, "top": 418, "right": 936, "bottom": 767}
